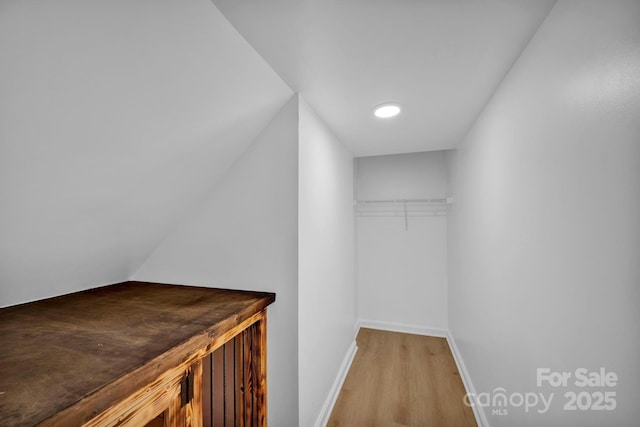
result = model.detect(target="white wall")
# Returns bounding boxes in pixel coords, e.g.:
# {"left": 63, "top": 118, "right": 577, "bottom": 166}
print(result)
{"left": 298, "top": 98, "right": 357, "bottom": 427}
{"left": 357, "top": 152, "right": 448, "bottom": 332}
{"left": 137, "top": 95, "right": 358, "bottom": 426}
{"left": 448, "top": 1, "right": 640, "bottom": 426}
{"left": 133, "top": 96, "right": 299, "bottom": 426}
{"left": 0, "top": 0, "right": 291, "bottom": 306}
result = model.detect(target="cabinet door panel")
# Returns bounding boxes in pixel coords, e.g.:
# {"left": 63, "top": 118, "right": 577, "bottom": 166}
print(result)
{"left": 202, "top": 313, "right": 267, "bottom": 427}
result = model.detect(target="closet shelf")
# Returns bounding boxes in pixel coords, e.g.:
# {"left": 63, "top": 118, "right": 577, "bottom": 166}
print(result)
{"left": 355, "top": 198, "right": 451, "bottom": 228}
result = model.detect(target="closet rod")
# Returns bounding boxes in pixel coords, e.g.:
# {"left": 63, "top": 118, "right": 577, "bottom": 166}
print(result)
{"left": 356, "top": 198, "right": 448, "bottom": 204}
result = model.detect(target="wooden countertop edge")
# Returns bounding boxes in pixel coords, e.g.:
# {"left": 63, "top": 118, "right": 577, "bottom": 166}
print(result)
{"left": 32, "top": 282, "right": 275, "bottom": 427}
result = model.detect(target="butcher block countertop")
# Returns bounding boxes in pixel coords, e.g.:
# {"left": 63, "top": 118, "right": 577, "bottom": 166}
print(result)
{"left": 0, "top": 281, "right": 276, "bottom": 426}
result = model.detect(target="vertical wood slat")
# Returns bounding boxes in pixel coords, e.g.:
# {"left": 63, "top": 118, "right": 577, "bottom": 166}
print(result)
{"left": 166, "top": 388, "right": 183, "bottom": 427}
{"left": 255, "top": 316, "right": 267, "bottom": 427}
{"left": 202, "top": 354, "right": 212, "bottom": 427}
{"left": 251, "top": 324, "right": 258, "bottom": 427}
{"left": 223, "top": 340, "right": 236, "bottom": 427}
{"left": 185, "top": 360, "right": 203, "bottom": 427}
{"left": 235, "top": 334, "right": 245, "bottom": 427}
{"left": 212, "top": 346, "right": 225, "bottom": 426}
{"left": 243, "top": 325, "right": 253, "bottom": 425}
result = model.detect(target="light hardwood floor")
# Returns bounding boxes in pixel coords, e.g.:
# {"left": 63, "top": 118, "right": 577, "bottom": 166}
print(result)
{"left": 328, "top": 328, "right": 477, "bottom": 427}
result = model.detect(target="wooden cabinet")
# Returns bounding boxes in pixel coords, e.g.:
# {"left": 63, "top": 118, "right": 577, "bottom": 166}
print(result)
{"left": 0, "top": 281, "right": 275, "bottom": 427}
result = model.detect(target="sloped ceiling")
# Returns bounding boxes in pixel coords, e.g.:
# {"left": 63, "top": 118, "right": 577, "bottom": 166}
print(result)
{"left": 212, "top": 0, "right": 556, "bottom": 156}
{"left": 0, "top": 0, "right": 292, "bottom": 305}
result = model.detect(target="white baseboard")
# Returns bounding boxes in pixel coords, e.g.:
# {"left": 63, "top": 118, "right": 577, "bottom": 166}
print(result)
{"left": 446, "top": 332, "right": 489, "bottom": 427}
{"left": 356, "top": 318, "right": 448, "bottom": 338}
{"left": 314, "top": 340, "right": 358, "bottom": 427}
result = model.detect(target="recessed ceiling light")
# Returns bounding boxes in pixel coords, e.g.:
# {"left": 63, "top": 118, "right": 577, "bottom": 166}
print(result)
{"left": 374, "top": 103, "right": 401, "bottom": 118}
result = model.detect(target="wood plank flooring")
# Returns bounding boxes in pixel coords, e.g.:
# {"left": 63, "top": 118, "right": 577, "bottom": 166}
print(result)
{"left": 328, "top": 328, "right": 477, "bottom": 427}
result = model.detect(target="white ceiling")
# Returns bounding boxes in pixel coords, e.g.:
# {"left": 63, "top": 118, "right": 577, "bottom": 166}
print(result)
{"left": 212, "top": 0, "right": 557, "bottom": 156}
